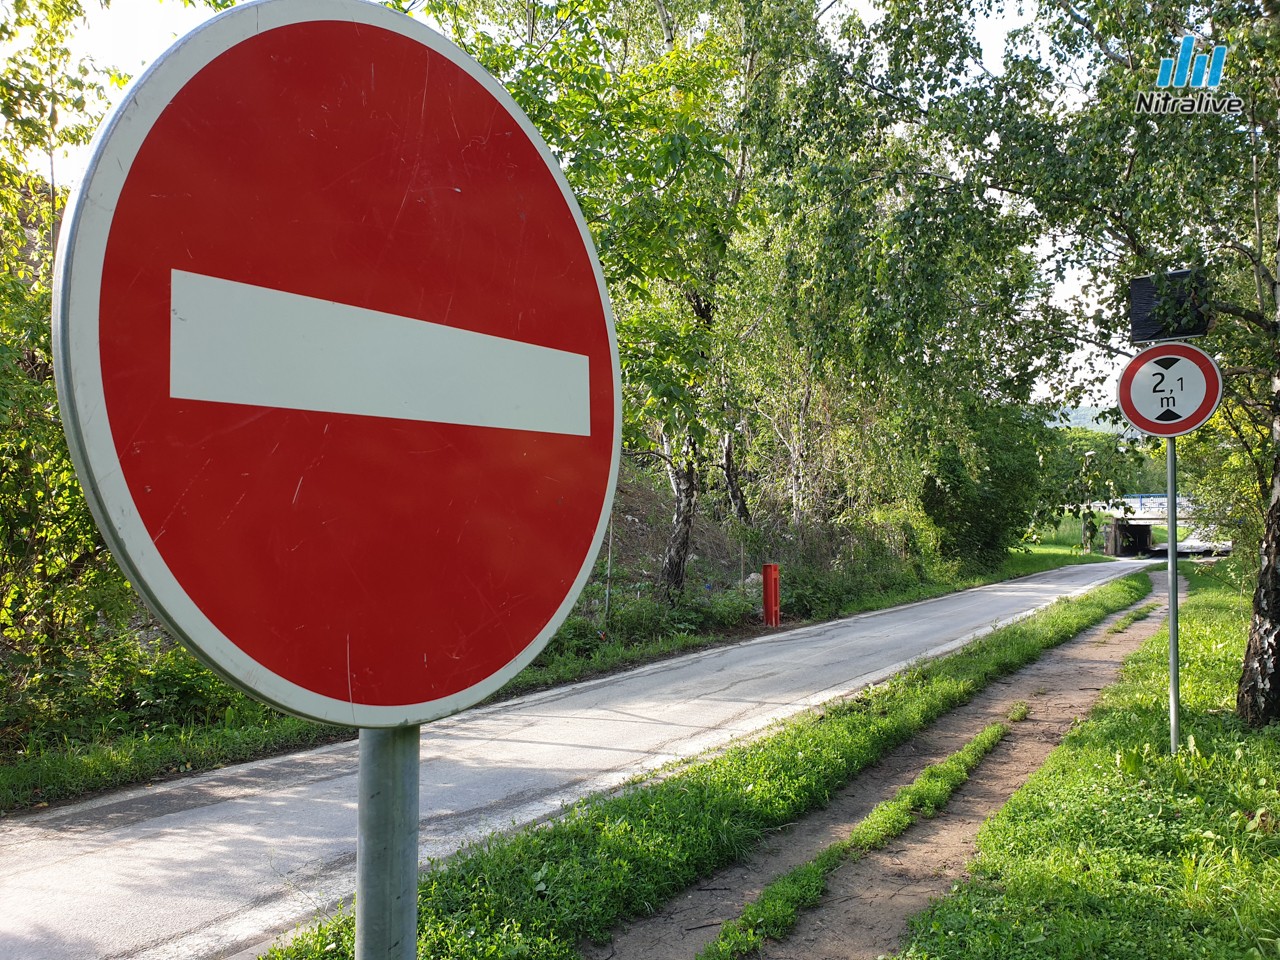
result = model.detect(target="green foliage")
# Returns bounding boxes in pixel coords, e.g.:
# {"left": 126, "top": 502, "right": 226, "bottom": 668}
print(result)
{"left": 0, "top": 0, "right": 140, "bottom": 757}
{"left": 898, "top": 564, "right": 1280, "bottom": 959}
{"left": 922, "top": 406, "right": 1045, "bottom": 571}
{"left": 1034, "top": 427, "right": 1160, "bottom": 533}
{"left": 609, "top": 595, "right": 673, "bottom": 641}
{"left": 699, "top": 722, "right": 1008, "bottom": 960}
{"left": 537, "top": 615, "right": 601, "bottom": 662}
{"left": 266, "top": 573, "right": 1149, "bottom": 960}
{"left": 0, "top": 708, "right": 342, "bottom": 810}
{"left": 617, "top": 297, "right": 716, "bottom": 452}
{"left": 703, "top": 587, "right": 757, "bottom": 629}
{"left": 1179, "top": 403, "right": 1272, "bottom": 588}
{"left": 0, "top": 613, "right": 354, "bottom": 809}
{"left": 779, "top": 563, "right": 851, "bottom": 620}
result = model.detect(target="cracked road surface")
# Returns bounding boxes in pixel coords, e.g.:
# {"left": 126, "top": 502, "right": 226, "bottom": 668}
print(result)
{"left": 0, "top": 559, "right": 1149, "bottom": 960}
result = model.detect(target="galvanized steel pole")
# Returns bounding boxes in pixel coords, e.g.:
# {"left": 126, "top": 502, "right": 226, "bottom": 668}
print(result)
{"left": 356, "top": 725, "right": 421, "bottom": 960}
{"left": 1167, "top": 439, "right": 1180, "bottom": 756}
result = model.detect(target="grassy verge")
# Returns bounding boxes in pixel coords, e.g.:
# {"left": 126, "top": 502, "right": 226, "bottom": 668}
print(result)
{"left": 698, "top": 721, "right": 1010, "bottom": 960}
{"left": 829, "top": 544, "right": 1108, "bottom": 619}
{"left": 1106, "top": 601, "right": 1161, "bottom": 634}
{"left": 0, "top": 711, "right": 347, "bottom": 811}
{"left": 895, "top": 563, "right": 1280, "bottom": 960}
{"left": 266, "top": 572, "right": 1151, "bottom": 960}
{"left": 497, "top": 523, "right": 1111, "bottom": 701}
{"left": 0, "top": 532, "right": 1114, "bottom": 813}
{"left": 821, "top": 517, "right": 1111, "bottom": 619}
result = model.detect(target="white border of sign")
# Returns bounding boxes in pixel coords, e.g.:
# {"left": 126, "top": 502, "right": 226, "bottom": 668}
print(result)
{"left": 1117, "top": 341, "right": 1223, "bottom": 438}
{"left": 53, "top": 0, "right": 621, "bottom": 728}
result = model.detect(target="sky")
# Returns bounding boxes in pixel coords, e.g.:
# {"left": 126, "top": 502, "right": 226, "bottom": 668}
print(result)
{"left": 74, "top": 0, "right": 216, "bottom": 76}
{"left": 53, "top": 0, "right": 219, "bottom": 185}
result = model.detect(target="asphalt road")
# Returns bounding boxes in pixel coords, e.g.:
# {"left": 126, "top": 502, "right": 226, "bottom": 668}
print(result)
{"left": 0, "top": 559, "right": 1150, "bottom": 960}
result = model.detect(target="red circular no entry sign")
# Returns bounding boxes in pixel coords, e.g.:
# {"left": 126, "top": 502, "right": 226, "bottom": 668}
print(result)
{"left": 54, "top": 0, "right": 620, "bottom": 726}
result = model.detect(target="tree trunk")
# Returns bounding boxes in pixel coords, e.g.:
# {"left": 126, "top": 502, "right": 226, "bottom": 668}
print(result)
{"left": 660, "top": 445, "right": 698, "bottom": 602}
{"left": 789, "top": 378, "right": 813, "bottom": 524}
{"left": 653, "top": 0, "right": 676, "bottom": 52}
{"left": 721, "top": 431, "right": 752, "bottom": 526}
{"left": 1238, "top": 171, "right": 1280, "bottom": 728}
{"left": 1239, "top": 403, "right": 1280, "bottom": 727}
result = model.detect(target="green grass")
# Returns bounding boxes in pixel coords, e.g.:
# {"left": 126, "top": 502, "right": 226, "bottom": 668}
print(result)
{"left": 0, "top": 712, "right": 347, "bottom": 811}
{"left": 0, "top": 534, "right": 1119, "bottom": 813}
{"left": 837, "top": 518, "right": 1113, "bottom": 616}
{"left": 698, "top": 722, "right": 1009, "bottom": 960}
{"left": 1107, "top": 601, "right": 1161, "bottom": 634}
{"left": 499, "top": 529, "right": 1115, "bottom": 702}
{"left": 895, "top": 563, "right": 1280, "bottom": 960}
{"left": 265, "top": 571, "right": 1152, "bottom": 960}
{"left": 996, "top": 543, "right": 1111, "bottom": 579}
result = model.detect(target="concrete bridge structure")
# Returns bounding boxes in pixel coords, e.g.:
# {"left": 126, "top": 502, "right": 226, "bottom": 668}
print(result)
{"left": 1084, "top": 494, "right": 1230, "bottom": 556}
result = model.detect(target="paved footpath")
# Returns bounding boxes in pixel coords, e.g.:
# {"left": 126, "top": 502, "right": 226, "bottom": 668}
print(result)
{"left": 0, "top": 559, "right": 1149, "bottom": 960}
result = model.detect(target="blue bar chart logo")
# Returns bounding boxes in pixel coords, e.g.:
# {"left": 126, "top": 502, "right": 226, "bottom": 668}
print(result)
{"left": 1136, "top": 37, "right": 1241, "bottom": 114}
{"left": 1156, "top": 36, "right": 1227, "bottom": 88}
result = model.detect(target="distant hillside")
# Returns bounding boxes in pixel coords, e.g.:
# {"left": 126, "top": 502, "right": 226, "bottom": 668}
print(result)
{"left": 1056, "top": 406, "right": 1126, "bottom": 432}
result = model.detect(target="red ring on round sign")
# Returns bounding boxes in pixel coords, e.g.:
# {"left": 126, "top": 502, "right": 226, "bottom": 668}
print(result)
{"left": 53, "top": 0, "right": 621, "bottom": 728}
{"left": 1117, "top": 342, "right": 1223, "bottom": 438}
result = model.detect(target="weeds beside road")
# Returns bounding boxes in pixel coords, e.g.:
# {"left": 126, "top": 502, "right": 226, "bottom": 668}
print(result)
{"left": 0, "top": 524, "right": 1109, "bottom": 813}
{"left": 268, "top": 562, "right": 1275, "bottom": 960}
{"left": 895, "top": 563, "right": 1280, "bottom": 959}
{"left": 265, "top": 571, "right": 1151, "bottom": 959}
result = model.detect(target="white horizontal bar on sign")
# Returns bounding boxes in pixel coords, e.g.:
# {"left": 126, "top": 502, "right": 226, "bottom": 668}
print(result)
{"left": 168, "top": 270, "right": 590, "bottom": 436}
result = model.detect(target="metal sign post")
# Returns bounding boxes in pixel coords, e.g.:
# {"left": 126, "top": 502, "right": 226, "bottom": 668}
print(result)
{"left": 1118, "top": 341, "right": 1222, "bottom": 755}
{"left": 356, "top": 727, "right": 421, "bottom": 960}
{"left": 1166, "top": 440, "right": 1180, "bottom": 755}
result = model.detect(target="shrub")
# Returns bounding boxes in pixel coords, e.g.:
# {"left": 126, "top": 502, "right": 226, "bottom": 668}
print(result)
{"left": 539, "top": 615, "right": 600, "bottom": 661}
{"left": 780, "top": 565, "right": 852, "bottom": 620}
{"left": 609, "top": 596, "right": 671, "bottom": 642}
{"left": 706, "top": 589, "right": 756, "bottom": 629}
{"left": 922, "top": 415, "right": 1042, "bottom": 573}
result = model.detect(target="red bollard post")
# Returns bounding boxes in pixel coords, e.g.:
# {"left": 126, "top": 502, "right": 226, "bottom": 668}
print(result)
{"left": 762, "top": 563, "right": 781, "bottom": 627}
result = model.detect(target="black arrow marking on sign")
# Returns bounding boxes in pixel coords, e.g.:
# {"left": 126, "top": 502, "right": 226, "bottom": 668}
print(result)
{"left": 1154, "top": 357, "right": 1181, "bottom": 369}
{"left": 1156, "top": 409, "right": 1183, "bottom": 422}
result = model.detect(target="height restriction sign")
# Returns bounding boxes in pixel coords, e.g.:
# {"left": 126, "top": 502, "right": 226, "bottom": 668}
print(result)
{"left": 1118, "top": 342, "right": 1223, "bottom": 437}
{"left": 53, "top": 0, "right": 621, "bottom": 727}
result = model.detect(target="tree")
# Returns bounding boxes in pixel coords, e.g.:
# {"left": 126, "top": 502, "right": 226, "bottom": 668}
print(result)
{"left": 0, "top": 0, "right": 132, "bottom": 739}
{"left": 1035, "top": 425, "right": 1156, "bottom": 549}
{"left": 847, "top": 0, "right": 1280, "bottom": 726}
{"left": 918, "top": 403, "right": 1046, "bottom": 569}
{"left": 1179, "top": 401, "right": 1271, "bottom": 571}
{"left": 1024, "top": 2, "right": 1280, "bottom": 726}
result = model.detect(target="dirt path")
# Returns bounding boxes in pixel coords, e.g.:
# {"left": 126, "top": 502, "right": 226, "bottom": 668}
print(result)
{"left": 582, "top": 570, "right": 1170, "bottom": 960}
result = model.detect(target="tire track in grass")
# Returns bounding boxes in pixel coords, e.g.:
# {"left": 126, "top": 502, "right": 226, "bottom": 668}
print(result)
{"left": 697, "top": 722, "right": 1010, "bottom": 960}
